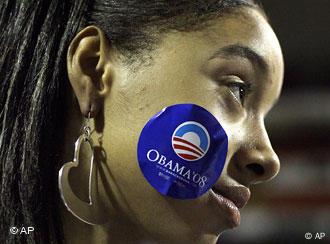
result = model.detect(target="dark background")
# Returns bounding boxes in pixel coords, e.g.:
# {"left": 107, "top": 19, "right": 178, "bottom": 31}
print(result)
{"left": 220, "top": 0, "right": 330, "bottom": 243}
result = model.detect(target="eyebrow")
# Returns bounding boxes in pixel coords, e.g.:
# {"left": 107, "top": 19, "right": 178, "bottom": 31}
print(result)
{"left": 209, "top": 44, "right": 269, "bottom": 73}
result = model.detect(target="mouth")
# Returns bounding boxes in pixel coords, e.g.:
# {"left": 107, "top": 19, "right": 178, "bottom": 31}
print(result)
{"left": 210, "top": 185, "right": 251, "bottom": 228}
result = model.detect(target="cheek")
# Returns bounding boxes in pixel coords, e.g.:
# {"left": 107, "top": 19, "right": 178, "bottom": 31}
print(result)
{"left": 99, "top": 96, "right": 179, "bottom": 226}
{"left": 103, "top": 125, "right": 192, "bottom": 235}
{"left": 122, "top": 58, "right": 220, "bottom": 114}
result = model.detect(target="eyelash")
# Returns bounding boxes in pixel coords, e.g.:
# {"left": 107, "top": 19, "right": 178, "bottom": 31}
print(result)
{"left": 227, "top": 81, "right": 251, "bottom": 106}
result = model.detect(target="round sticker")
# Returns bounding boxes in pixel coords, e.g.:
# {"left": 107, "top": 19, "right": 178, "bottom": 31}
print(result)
{"left": 137, "top": 104, "right": 228, "bottom": 199}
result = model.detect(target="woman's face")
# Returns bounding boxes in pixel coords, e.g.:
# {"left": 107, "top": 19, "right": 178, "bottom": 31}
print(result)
{"left": 89, "top": 7, "right": 283, "bottom": 243}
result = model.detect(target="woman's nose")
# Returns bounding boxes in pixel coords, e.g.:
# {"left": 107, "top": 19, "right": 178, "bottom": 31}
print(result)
{"left": 229, "top": 121, "right": 280, "bottom": 186}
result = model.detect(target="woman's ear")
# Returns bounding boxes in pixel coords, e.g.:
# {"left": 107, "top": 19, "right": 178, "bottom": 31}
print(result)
{"left": 67, "top": 25, "right": 112, "bottom": 117}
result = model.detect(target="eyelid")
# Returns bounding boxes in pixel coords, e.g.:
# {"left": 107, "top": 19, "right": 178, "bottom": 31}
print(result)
{"left": 225, "top": 77, "right": 252, "bottom": 92}
{"left": 216, "top": 75, "right": 249, "bottom": 86}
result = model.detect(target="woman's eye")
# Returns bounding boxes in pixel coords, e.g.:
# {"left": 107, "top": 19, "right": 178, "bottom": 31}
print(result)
{"left": 228, "top": 82, "right": 247, "bottom": 105}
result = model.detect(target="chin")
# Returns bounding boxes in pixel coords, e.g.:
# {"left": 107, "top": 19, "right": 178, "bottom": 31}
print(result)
{"left": 151, "top": 233, "right": 218, "bottom": 244}
{"left": 147, "top": 221, "right": 223, "bottom": 244}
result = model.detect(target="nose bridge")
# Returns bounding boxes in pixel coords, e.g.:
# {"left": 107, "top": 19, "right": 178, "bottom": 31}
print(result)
{"left": 239, "top": 116, "right": 280, "bottom": 185}
{"left": 253, "top": 117, "right": 275, "bottom": 153}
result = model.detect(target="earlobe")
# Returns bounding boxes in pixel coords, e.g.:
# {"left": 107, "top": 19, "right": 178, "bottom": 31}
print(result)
{"left": 67, "top": 26, "right": 112, "bottom": 117}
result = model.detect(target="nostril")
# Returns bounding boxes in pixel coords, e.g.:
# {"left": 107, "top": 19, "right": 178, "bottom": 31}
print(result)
{"left": 246, "top": 163, "right": 265, "bottom": 176}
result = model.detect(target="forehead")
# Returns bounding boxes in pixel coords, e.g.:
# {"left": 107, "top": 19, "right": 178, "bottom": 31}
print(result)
{"left": 149, "top": 7, "right": 284, "bottom": 100}
{"left": 153, "top": 8, "right": 284, "bottom": 76}
{"left": 200, "top": 8, "right": 284, "bottom": 79}
{"left": 210, "top": 8, "right": 283, "bottom": 67}
{"left": 126, "top": 8, "right": 284, "bottom": 107}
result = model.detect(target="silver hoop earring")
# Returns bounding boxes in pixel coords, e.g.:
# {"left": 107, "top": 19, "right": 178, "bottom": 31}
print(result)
{"left": 58, "top": 112, "right": 107, "bottom": 225}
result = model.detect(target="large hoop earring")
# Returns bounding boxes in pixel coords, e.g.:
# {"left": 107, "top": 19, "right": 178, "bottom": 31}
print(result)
{"left": 58, "top": 113, "right": 107, "bottom": 225}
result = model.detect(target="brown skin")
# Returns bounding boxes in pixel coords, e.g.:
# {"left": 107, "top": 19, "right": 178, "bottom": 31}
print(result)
{"left": 60, "top": 7, "right": 284, "bottom": 244}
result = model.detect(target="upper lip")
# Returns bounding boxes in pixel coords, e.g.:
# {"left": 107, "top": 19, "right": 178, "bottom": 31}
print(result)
{"left": 211, "top": 184, "right": 251, "bottom": 209}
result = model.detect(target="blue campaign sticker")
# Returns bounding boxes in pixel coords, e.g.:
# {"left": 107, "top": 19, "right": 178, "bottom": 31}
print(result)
{"left": 137, "top": 104, "right": 228, "bottom": 199}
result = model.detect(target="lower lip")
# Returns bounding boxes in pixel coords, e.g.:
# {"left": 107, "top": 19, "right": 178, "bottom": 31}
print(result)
{"left": 210, "top": 190, "right": 240, "bottom": 228}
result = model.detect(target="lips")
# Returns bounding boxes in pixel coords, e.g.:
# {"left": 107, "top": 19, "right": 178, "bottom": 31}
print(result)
{"left": 211, "top": 184, "right": 251, "bottom": 209}
{"left": 209, "top": 184, "right": 251, "bottom": 229}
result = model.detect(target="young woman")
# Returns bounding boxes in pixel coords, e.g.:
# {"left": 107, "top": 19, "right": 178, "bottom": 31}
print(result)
{"left": 0, "top": 0, "right": 283, "bottom": 243}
